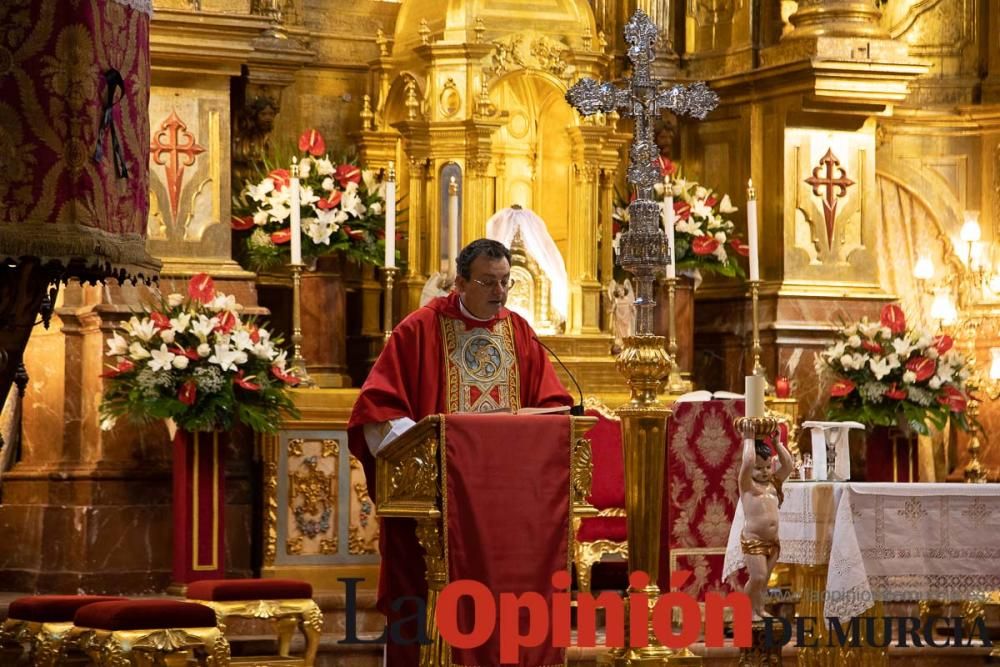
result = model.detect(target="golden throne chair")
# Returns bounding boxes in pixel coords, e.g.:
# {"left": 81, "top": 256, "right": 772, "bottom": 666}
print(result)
{"left": 574, "top": 398, "right": 628, "bottom": 592}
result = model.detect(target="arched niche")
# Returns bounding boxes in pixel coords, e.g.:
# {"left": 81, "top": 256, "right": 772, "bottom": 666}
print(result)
{"left": 489, "top": 70, "right": 576, "bottom": 262}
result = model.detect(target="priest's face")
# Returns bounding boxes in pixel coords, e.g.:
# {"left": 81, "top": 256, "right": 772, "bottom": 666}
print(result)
{"left": 455, "top": 255, "right": 512, "bottom": 319}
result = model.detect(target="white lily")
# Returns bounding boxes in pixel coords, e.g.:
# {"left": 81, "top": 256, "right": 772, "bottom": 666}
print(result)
{"left": 106, "top": 332, "right": 129, "bottom": 357}
{"left": 170, "top": 312, "right": 191, "bottom": 333}
{"left": 190, "top": 315, "right": 217, "bottom": 341}
{"left": 869, "top": 357, "right": 894, "bottom": 381}
{"left": 230, "top": 330, "right": 254, "bottom": 351}
{"left": 129, "top": 341, "right": 151, "bottom": 360}
{"left": 718, "top": 194, "right": 738, "bottom": 214}
{"left": 208, "top": 344, "right": 248, "bottom": 372}
{"left": 148, "top": 344, "right": 177, "bottom": 372}
{"left": 208, "top": 293, "right": 238, "bottom": 312}
{"left": 315, "top": 158, "right": 335, "bottom": 176}
{"left": 247, "top": 178, "right": 275, "bottom": 202}
{"left": 129, "top": 317, "right": 157, "bottom": 342}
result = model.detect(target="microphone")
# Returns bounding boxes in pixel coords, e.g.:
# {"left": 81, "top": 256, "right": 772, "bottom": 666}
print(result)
{"left": 533, "top": 335, "right": 585, "bottom": 416}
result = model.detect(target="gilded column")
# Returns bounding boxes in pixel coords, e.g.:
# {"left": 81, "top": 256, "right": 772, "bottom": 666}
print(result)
{"left": 784, "top": 0, "right": 888, "bottom": 40}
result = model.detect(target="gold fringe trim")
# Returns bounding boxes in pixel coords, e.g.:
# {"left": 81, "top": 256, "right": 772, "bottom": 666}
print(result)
{"left": 0, "top": 224, "right": 161, "bottom": 282}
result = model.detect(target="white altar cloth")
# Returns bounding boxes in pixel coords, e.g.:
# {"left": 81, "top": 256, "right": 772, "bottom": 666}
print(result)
{"left": 723, "top": 482, "right": 1000, "bottom": 619}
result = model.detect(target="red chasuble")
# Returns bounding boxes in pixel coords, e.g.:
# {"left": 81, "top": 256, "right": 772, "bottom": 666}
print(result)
{"left": 348, "top": 292, "right": 572, "bottom": 665}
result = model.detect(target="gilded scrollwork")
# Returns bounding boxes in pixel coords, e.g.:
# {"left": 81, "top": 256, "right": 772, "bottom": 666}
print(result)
{"left": 388, "top": 435, "right": 439, "bottom": 502}
{"left": 349, "top": 456, "right": 379, "bottom": 555}
{"left": 286, "top": 438, "right": 340, "bottom": 556}
{"left": 263, "top": 438, "right": 279, "bottom": 566}
{"left": 487, "top": 32, "right": 575, "bottom": 80}
{"left": 572, "top": 435, "right": 593, "bottom": 506}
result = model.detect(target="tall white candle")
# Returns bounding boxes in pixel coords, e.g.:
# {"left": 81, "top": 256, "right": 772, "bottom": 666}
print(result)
{"left": 448, "top": 176, "right": 459, "bottom": 276}
{"left": 384, "top": 161, "right": 396, "bottom": 268}
{"left": 665, "top": 191, "right": 676, "bottom": 279}
{"left": 290, "top": 157, "right": 302, "bottom": 266}
{"left": 747, "top": 178, "right": 759, "bottom": 282}
{"left": 745, "top": 374, "right": 766, "bottom": 418}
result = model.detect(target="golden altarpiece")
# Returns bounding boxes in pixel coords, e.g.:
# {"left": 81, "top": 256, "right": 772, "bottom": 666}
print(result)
{"left": 1, "top": 2, "right": 999, "bottom": 661}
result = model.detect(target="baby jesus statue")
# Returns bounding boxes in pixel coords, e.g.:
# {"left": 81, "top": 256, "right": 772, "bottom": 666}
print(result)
{"left": 738, "top": 437, "right": 793, "bottom": 620}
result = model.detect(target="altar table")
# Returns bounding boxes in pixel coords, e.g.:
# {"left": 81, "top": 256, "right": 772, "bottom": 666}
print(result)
{"left": 723, "top": 482, "right": 1000, "bottom": 619}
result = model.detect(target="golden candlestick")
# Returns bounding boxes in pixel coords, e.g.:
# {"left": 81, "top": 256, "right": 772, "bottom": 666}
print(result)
{"left": 289, "top": 263, "right": 315, "bottom": 387}
{"left": 382, "top": 266, "right": 399, "bottom": 341}
{"left": 665, "top": 277, "right": 691, "bottom": 394}
{"left": 735, "top": 415, "right": 779, "bottom": 441}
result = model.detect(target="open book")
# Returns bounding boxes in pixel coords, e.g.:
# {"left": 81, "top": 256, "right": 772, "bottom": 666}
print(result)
{"left": 675, "top": 390, "right": 744, "bottom": 403}
{"left": 480, "top": 405, "right": 572, "bottom": 415}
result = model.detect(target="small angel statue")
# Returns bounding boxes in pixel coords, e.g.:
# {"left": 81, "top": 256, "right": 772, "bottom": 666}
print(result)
{"left": 607, "top": 278, "right": 635, "bottom": 354}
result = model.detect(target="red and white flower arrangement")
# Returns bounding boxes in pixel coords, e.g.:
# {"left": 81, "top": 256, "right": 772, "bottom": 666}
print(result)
{"left": 613, "top": 165, "right": 748, "bottom": 278}
{"left": 817, "top": 304, "right": 974, "bottom": 435}
{"left": 99, "top": 274, "right": 300, "bottom": 434}
{"left": 232, "top": 129, "right": 391, "bottom": 270}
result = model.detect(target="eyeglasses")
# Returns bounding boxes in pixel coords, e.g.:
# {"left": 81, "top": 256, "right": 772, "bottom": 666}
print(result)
{"left": 472, "top": 277, "right": 516, "bottom": 290}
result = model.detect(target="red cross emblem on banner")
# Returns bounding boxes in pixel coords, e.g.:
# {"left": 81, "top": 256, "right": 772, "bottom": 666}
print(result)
{"left": 804, "top": 148, "right": 854, "bottom": 249}
{"left": 150, "top": 109, "right": 206, "bottom": 221}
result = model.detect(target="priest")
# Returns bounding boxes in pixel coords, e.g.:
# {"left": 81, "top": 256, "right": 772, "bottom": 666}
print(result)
{"left": 348, "top": 238, "right": 573, "bottom": 665}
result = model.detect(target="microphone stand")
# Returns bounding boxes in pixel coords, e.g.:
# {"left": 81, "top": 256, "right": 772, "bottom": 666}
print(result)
{"left": 533, "top": 335, "right": 585, "bottom": 415}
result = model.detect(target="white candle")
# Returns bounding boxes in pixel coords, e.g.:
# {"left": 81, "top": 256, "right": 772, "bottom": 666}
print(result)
{"left": 384, "top": 162, "right": 396, "bottom": 268}
{"left": 448, "top": 176, "right": 459, "bottom": 276}
{"left": 665, "top": 192, "right": 675, "bottom": 279}
{"left": 745, "top": 374, "right": 766, "bottom": 418}
{"left": 290, "top": 158, "right": 302, "bottom": 266}
{"left": 747, "top": 179, "right": 759, "bottom": 282}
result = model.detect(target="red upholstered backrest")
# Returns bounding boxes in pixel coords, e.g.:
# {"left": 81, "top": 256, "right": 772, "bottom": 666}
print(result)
{"left": 662, "top": 399, "right": 745, "bottom": 598}
{"left": 584, "top": 408, "right": 625, "bottom": 509}
{"left": 187, "top": 578, "right": 313, "bottom": 602}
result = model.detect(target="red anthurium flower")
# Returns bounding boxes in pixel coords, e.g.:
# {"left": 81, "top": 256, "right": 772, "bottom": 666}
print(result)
{"left": 100, "top": 359, "right": 135, "bottom": 378}
{"left": 342, "top": 225, "right": 365, "bottom": 240}
{"left": 656, "top": 157, "right": 677, "bottom": 177}
{"left": 729, "top": 238, "right": 750, "bottom": 257}
{"left": 884, "top": 384, "right": 906, "bottom": 400}
{"left": 880, "top": 303, "right": 906, "bottom": 335}
{"left": 705, "top": 195, "right": 718, "bottom": 208}
{"left": 861, "top": 340, "right": 883, "bottom": 355}
{"left": 214, "top": 311, "right": 237, "bottom": 334}
{"left": 176, "top": 346, "right": 200, "bottom": 361}
{"left": 271, "top": 365, "right": 302, "bottom": 386}
{"left": 249, "top": 326, "right": 260, "bottom": 344}
{"left": 234, "top": 371, "right": 261, "bottom": 391}
{"left": 178, "top": 381, "right": 197, "bottom": 406}
{"left": 150, "top": 311, "right": 171, "bottom": 330}
{"left": 938, "top": 385, "right": 967, "bottom": 413}
{"left": 188, "top": 273, "right": 216, "bottom": 304}
{"left": 691, "top": 235, "right": 720, "bottom": 256}
{"left": 315, "top": 190, "right": 342, "bottom": 211}
{"left": 231, "top": 215, "right": 255, "bottom": 231}
{"left": 830, "top": 378, "right": 855, "bottom": 397}
{"left": 673, "top": 199, "right": 691, "bottom": 221}
{"left": 270, "top": 228, "right": 291, "bottom": 244}
{"left": 933, "top": 334, "right": 953, "bottom": 355}
{"left": 297, "top": 128, "right": 326, "bottom": 157}
{"left": 905, "top": 356, "right": 936, "bottom": 382}
{"left": 335, "top": 164, "right": 361, "bottom": 187}
{"left": 268, "top": 169, "right": 291, "bottom": 191}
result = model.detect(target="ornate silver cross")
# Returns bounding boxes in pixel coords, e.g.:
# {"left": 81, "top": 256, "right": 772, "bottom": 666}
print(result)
{"left": 566, "top": 10, "right": 719, "bottom": 335}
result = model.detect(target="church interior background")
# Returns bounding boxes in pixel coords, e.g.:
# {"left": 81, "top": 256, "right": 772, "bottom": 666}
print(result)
{"left": 2, "top": 0, "right": 1000, "bottom": 663}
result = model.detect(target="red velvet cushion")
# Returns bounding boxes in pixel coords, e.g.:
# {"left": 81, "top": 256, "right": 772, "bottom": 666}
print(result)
{"left": 186, "top": 578, "right": 312, "bottom": 602}
{"left": 584, "top": 410, "right": 625, "bottom": 509}
{"left": 8, "top": 596, "right": 127, "bottom": 623}
{"left": 576, "top": 516, "right": 627, "bottom": 542}
{"left": 73, "top": 600, "right": 217, "bottom": 630}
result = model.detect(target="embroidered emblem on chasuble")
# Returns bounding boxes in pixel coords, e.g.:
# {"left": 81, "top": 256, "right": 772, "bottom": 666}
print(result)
{"left": 439, "top": 316, "right": 521, "bottom": 413}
